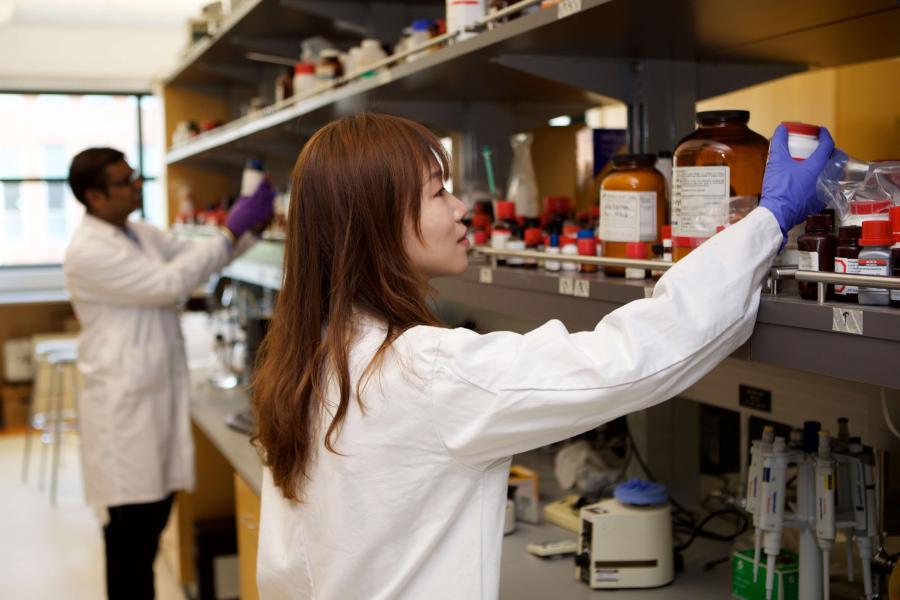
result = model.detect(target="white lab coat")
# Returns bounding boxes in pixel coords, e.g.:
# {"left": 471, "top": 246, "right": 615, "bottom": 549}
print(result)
{"left": 64, "top": 214, "right": 249, "bottom": 509}
{"left": 256, "top": 207, "right": 783, "bottom": 599}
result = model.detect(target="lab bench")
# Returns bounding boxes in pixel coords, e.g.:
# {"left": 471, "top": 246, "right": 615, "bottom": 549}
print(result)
{"left": 178, "top": 371, "right": 734, "bottom": 599}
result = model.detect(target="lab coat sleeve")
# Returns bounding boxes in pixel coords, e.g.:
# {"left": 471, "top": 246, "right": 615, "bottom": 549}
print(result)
{"left": 65, "top": 231, "right": 234, "bottom": 308}
{"left": 143, "top": 224, "right": 257, "bottom": 261}
{"left": 428, "top": 207, "right": 782, "bottom": 471}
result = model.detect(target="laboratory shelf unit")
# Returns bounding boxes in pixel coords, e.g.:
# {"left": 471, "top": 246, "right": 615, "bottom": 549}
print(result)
{"left": 163, "top": 0, "right": 900, "bottom": 169}
{"left": 212, "top": 237, "right": 900, "bottom": 390}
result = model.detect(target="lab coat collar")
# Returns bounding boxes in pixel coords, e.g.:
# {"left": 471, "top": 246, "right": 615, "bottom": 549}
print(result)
{"left": 82, "top": 212, "right": 139, "bottom": 242}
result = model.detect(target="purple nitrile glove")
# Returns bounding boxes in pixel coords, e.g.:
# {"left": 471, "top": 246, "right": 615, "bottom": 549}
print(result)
{"left": 225, "top": 179, "right": 275, "bottom": 239}
{"left": 759, "top": 124, "right": 835, "bottom": 245}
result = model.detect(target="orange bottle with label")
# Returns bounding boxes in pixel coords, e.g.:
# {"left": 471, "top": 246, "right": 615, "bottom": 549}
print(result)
{"left": 598, "top": 154, "right": 667, "bottom": 276}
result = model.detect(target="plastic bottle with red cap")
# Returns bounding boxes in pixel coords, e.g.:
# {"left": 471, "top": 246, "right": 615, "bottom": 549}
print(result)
{"left": 577, "top": 230, "right": 598, "bottom": 274}
{"left": 293, "top": 62, "right": 317, "bottom": 97}
{"left": 523, "top": 226, "right": 543, "bottom": 270}
{"left": 857, "top": 220, "right": 893, "bottom": 306}
{"left": 842, "top": 200, "right": 891, "bottom": 229}
{"left": 491, "top": 200, "right": 517, "bottom": 266}
{"left": 782, "top": 121, "right": 820, "bottom": 160}
{"left": 625, "top": 242, "right": 647, "bottom": 280}
{"left": 891, "top": 206, "right": 900, "bottom": 307}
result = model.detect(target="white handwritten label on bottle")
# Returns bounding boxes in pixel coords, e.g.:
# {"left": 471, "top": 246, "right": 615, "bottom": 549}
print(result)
{"left": 672, "top": 166, "right": 729, "bottom": 237}
{"left": 598, "top": 191, "right": 657, "bottom": 242}
{"left": 797, "top": 251, "right": 819, "bottom": 271}
{"left": 834, "top": 257, "right": 859, "bottom": 295}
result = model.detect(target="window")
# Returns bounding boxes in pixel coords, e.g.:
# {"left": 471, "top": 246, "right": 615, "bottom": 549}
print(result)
{"left": 0, "top": 92, "right": 164, "bottom": 268}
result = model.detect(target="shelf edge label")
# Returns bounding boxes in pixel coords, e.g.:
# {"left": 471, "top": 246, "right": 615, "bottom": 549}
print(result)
{"left": 558, "top": 0, "right": 582, "bottom": 19}
{"left": 832, "top": 307, "right": 863, "bottom": 335}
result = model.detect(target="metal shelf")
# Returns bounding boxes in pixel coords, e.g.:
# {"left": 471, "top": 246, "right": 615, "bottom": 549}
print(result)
{"left": 165, "top": 0, "right": 445, "bottom": 87}
{"left": 432, "top": 263, "right": 900, "bottom": 390}
{"left": 164, "top": 0, "right": 900, "bottom": 167}
{"left": 213, "top": 236, "right": 899, "bottom": 389}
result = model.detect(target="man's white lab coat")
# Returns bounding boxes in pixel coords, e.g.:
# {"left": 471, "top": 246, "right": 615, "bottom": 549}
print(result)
{"left": 64, "top": 214, "right": 242, "bottom": 509}
{"left": 256, "top": 208, "right": 783, "bottom": 599}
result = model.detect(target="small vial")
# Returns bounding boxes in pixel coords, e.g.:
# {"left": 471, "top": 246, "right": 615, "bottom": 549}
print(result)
{"left": 577, "top": 230, "right": 598, "bottom": 274}
{"left": 625, "top": 242, "right": 647, "bottom": 279}
{"left": 506, "top": 239, "right": 525, "bottom": 268}
{"left": 561, "top": 240, "right": 578, "bottom": 272}
{"left": 523, "top": 227, "right": 543, "bottom": 270}
{"left": 857, "top": 220, "right": 892, "bottom": 306}
{"left": 545, "top": 234, "right": 561, "bottom": 272}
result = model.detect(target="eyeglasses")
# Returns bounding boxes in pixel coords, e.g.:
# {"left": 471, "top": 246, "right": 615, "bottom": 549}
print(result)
{"left": 106, "top": 170, "right": 143, "bottom": 188}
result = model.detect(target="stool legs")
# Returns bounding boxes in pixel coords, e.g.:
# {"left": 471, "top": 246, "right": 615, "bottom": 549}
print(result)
{"left": 50, "top": 362, "right": 65, "bottom": 506}
{"left": 21, "top": 363, "right": 39, "bottom": 482}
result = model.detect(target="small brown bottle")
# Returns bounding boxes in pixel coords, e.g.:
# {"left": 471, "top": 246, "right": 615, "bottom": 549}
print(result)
{"left": 834, "top": 225, "right": 862, "bottom": 303}
{"left": 797, "top": 213, "right": 837, "bottom": 300}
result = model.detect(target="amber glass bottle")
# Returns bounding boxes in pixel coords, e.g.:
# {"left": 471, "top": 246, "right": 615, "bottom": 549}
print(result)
{"left": 672, "top": 110, "right": 768, "bottom": 238}
{"left": 599, "top": 154, "right": 667, "bottom": 276}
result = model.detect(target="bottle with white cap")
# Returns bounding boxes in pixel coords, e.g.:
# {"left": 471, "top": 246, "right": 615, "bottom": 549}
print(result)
{"left": 778, "top": 121, "right": 821, "bottom": 266}
{"left": 782, "top": 121, "right": 820, "bottom": 160}
{"left": 446, "top": 0, "right": 486, "bottom": 40}
{"left": 240, "top": 159, "right": 265, "bottom": 197}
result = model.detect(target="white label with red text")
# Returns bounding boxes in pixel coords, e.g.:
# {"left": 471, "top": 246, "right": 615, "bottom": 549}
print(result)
{"left": 834, "top": 257, "right": 859, "bottom": 295}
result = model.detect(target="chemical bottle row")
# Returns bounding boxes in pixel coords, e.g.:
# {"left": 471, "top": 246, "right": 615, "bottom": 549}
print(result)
{"left": 471, "top": 110, "right": 773, "bottom": 279}
{"left": 797, "top": 206, "right": 900, "bottom": 307}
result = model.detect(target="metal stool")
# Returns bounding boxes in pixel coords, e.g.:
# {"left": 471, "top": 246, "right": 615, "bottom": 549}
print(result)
{"left": 21, "top": 344, "right": 80, "bottom": 506}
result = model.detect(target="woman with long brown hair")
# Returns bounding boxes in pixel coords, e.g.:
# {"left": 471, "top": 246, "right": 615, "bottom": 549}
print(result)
{"left": 252, "top": 113, "right": 833, "bottom": 599}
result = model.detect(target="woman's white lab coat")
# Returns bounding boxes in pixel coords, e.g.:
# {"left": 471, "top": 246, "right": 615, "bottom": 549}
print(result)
{"left": 256, "top": 207, "right": 783, "bottom": 600}
{"left": 64, "top": 214, "right": 245, "bottom": 509}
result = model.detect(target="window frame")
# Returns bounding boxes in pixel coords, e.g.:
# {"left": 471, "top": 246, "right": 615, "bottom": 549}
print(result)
{"left": 0, "top": 89, "right": 159, "bottom": 271}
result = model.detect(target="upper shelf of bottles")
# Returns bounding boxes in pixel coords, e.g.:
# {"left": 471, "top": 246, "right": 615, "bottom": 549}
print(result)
{"left": 164, "top": 0, "right": 900, "bottom": 166}
{"left": 166, "top": 0, "right": 900, "bottom": 88}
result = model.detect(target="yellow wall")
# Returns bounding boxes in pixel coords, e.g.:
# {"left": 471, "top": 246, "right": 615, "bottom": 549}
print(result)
{"left": 698, "top": 56, "right": 900, "bottom": 161}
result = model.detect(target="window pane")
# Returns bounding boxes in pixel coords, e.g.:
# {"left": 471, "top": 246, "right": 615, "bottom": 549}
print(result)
{"left": 140, "top": 95, "right": 164, "bottom": 179}
{"left": 142, "top": 180, "right": 167, "bottom": 229}
{"left": 0, "top": 182, "right": 85, "bottom": 267}
{"left": 48, "top": 181, "right": 66, "bottom": 210}
{"left": 3, "top": 182, "right": 21, "bottom": 211}
{"left": 0, "top": 93, "right": 140, "bottom": 179}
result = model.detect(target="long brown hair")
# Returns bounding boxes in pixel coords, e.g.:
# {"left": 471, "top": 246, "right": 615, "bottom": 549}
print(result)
{"left": 252, "top": 113, "right": 448, "bottom": 500}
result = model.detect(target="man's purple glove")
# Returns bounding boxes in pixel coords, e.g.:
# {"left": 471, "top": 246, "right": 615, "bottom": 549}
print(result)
{"left": 225, "top": 179, "right": 275, "bottom": 239}
{"left": 759, "top": 124, "right": 835, "bottom": 243}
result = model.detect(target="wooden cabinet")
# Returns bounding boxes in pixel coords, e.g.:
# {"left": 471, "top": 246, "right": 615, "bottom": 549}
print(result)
{"left": 235, "top": 473, "right": 261, "bottom": 600}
